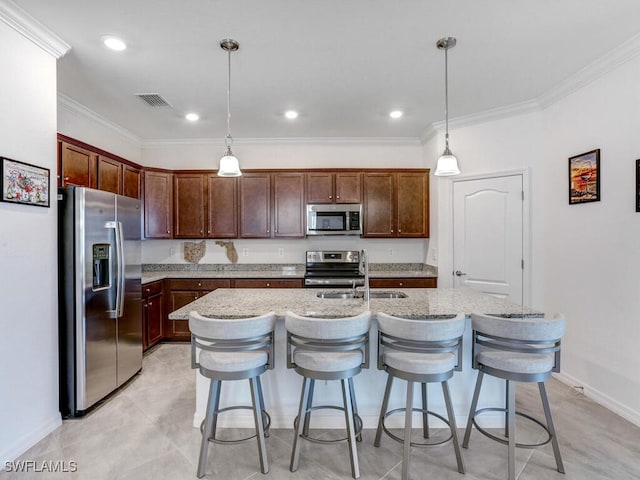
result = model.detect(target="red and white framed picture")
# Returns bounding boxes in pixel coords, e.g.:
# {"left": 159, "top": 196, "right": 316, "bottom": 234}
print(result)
{"left": 1, "top": 157, "right": 50, "bottom": 207}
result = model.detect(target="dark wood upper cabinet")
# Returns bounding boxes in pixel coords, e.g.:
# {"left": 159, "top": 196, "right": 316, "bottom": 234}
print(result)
{"left": 273, "top": 172, "right": 305, "bottom": 237}
{"left": 173, "top": 173, "right": 206, "bottom": 238}
{"left": 123, "top": 164, "right": 141, "bottom": 199}
{"left": 396, "top": 172, "right": 429, "bottom": 237}
{"left": 207, "top": 175, "right": 238, "bottom": 238}
{"left": 363, "top": 171, "right": 429, "bottom": 238}
{"left": 363, "top": 172, "right": 395, "bottom": 237}
{"left": 144, "top": 170, "right": 173, "bottom": 239}
{"left": 59, "top": 141, "right": 97, "bottom": 188}
{"left": 306, "top": 171, "right": 361, "bottom": 204}
{"left": 239, "top": 173, "right": 271, "bottom": 238}
{"left": 97, "top": 155, "right": 123, "bottom": 195}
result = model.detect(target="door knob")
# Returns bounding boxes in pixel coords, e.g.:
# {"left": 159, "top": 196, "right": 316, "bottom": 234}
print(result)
{"left": 454, "top": 270, "right": 467, "bottom": 276}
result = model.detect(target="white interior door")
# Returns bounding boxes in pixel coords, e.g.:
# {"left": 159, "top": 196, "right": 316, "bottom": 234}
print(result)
{"left": 452, "top": 174, "right": 524, "bottom": 303}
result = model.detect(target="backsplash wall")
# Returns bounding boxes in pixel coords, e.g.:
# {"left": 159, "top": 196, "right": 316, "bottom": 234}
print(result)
{"left": 142, "top": 237, "right": 429, "bottom": 265}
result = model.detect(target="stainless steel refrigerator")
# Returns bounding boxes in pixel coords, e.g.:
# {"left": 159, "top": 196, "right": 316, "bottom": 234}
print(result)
{"left": 58, "top": 187, "right": 142, "bottom": 417}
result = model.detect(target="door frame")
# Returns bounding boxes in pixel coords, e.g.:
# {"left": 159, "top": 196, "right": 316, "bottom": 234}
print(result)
{"left": 445, "top": 168, "right": 531, "bottom": 306}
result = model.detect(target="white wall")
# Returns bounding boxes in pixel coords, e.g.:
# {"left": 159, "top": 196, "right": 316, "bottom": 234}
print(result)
{"left": 541, "top": 54, "right": 640, "bottom": 424}
{"left": 0, "top": 21, "right": 61, "bottom": 463}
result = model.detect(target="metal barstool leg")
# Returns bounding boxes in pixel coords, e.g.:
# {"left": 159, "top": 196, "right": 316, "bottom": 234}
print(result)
{"left": 348, "top": 377, "right": 362, "bottom": 442}
{"left": 374, "top": 374, "right": 394, "bottom": 447}
{"left": 197, "top": 379, "right": 221, "bottom": 478}
{"left": 210, "top": 380, "right": 222, "bottom": 441}
{"left": 507, "top": 380, "right": 516, "bottom": 480}
{"left": 402, "top": 380, "right": 414, "bottom": 480}
{"left": 442, "top": 380, "right": 465, "bottom": 474}
{"left": 290, "top": 377, "right": 311, "bottom": 472}
{"left": 302, "top": 379, "right": 315, "bottom": 437}
{"left": 341, "top": 378, "right": 360, "bottom": 479}
{"left": 256, "top": 376, "right": 269, "bottom": 438}
{"left": 539, "top": 382, "right": 565, "bottom": 474}
{"left": 249, "top": 376, "right": 269, "bottom": 473}
{"left": 505, "top": 380, "right": 510, "bottom": 438}
{"left": 463, "top": 371, "right": 484, "bottom": 448}
{"left": 421, "top": 382, "right": 429, "bottom": 439}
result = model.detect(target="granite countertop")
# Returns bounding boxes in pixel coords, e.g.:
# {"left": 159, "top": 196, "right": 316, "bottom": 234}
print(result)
{"left": 168, "top": 287, "right": 541, "bottom": 320}
{"left": 141, "top": 263, "right": 438, "bottom": 284}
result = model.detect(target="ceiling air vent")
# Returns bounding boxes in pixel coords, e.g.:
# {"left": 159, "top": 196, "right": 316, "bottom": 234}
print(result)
{"left": 135, "top": 93, "right": 171, "bottom": 107}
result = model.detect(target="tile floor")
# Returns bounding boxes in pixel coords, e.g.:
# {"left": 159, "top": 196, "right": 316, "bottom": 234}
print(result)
{"left": 2, "top": 344, "right": 640, "bottom": 479}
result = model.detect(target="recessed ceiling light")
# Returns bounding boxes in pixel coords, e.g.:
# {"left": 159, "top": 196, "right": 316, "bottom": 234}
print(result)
{"left": 185, "top": 113, "right": 200, "bottom": 122}
{"left": 284, "top": 110, "right": 299, "bottom": 120}
{"left": 102, "top": 36, "right": 127, "bottom": 51}
{"left": 389, "top": 110, "right": 403, "bottom": 119}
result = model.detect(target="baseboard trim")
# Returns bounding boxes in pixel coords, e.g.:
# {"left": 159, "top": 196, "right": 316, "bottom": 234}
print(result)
{"left": 0, "top": 414, "right": 62, "bottom": 465}
{"left": 553, "top": 372, "right": 640, "bottom": 428}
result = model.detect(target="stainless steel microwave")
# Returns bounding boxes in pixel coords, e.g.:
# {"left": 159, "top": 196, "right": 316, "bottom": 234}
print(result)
{"left": 306, "top": 204, "right": 362, "bottom": 235}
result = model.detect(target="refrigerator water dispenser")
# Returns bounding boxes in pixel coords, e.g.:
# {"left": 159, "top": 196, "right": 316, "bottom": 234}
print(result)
{"left": 92, "top": 243, "right": 111, "bottom": 289}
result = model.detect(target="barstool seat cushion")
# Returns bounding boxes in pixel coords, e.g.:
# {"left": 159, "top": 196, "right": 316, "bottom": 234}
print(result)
{"left": 477, "top": 351, "right": 554, "bottom": 375}
{"left": 200, "top": 350, "right": 268, "bottom": 373}
{"left": 384, "top": 350, "right": 457, "bottom": 375}
{"left": 293, "top": 349, "right": 363, "bottom": 372}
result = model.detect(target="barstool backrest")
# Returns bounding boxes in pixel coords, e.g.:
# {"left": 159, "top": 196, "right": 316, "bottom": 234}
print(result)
{"left": 376, "top": 312, "right": 466, "bottom": 371}
{"left": 285, "top": 311, "right": 371, "bottom": 369}
{"left": 189, "top": 311, "right": 277, "bottom": 370}
{"left": 470, "top": 313, "right": 565, "bottom": 372}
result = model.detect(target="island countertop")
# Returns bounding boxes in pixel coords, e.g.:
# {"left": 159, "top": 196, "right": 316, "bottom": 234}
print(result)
{"left": 168, "top": 286, "right": 540, "bottom": 320}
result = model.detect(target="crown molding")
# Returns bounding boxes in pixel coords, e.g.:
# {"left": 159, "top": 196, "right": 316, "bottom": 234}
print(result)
{"left": 538, "top": 32, "right": 640, "bottom": 109}
{"left": 58, "top": 93, "right": 141, "bottom": 144}
{"left": 141, "top": 136, "right": 422, "bottom": 148}
{"left": 0, "top": 0, "right": 70, "bottom": 58}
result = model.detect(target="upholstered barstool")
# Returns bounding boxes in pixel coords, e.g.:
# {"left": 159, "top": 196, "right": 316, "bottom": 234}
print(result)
{"left": 189, "top": 311, "right": 276, "bottom": 478}
{"left": 285, "top": 310, "right": 371, "bottom": 479}
{"left": 462, "top": 313, "right": 566, "bottom": 480}
{"left": 374, "top": 312, "right": 466, "bottom": 479}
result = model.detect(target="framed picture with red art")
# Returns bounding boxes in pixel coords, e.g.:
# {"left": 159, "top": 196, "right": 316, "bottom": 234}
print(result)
{"left": 568, "top": 149, "right": 600, "bottom": 205}
{"left": 1, "top": 157, "right": 50, "bottom": 207}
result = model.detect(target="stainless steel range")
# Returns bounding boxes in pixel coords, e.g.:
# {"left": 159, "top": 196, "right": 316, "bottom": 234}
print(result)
{"left": 304, "top": 250, "right": 365, "bottom": 288}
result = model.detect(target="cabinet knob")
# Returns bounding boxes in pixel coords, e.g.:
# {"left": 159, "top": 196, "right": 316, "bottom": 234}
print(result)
{"left": 266, "top": 283, "right": 270, "bottom": 287}
{"left": 200, "top": 230, "right": 203, "bottom": 234}
{"left": 267, "top": 229, "right": 270, "bottom": 233}
{"left": 197, "top": 282, "right": 202, "bottom": 287}
{"left": 207, "top": 230, "right": 211, "bottom": 234}
{"left": 390, "top": 229, "right": 394, "bottom": 233}
{"left": 148, "top": 302, "right": 153, "bottom": 306}
{"left": 329, "top": 195, "right": 332, "bottom": 199}
{"left": 64, "top": 177, "right": 69, "bottom": 181}
{"left": 398, "top": 229, "right": 401, "bottom": 233}
{"left": 145, "top": 288, "right": 150, "bottom": 292}
{"left": 336, "top": 195, "right": 340, "bottom": 199}
{"left": 167, "top": 230, "right": 170, "bottom": 234}
{"left": 143, "top": 304, "right": 148, "bottom": 308}
{"left": 399, "top": 282, "right": 403, "bottom": 286}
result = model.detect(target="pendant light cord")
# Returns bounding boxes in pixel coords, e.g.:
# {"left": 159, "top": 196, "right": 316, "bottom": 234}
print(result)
{"left": 226, "top": 46, "right": 232, "bottom": 148}
{"left": 444, "top": 45, "right": 450, "bottom": 151}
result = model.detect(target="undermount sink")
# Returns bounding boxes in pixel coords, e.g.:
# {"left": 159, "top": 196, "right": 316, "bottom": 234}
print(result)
{"left": 315, "top": 291, "right": 408, "bottom": 299}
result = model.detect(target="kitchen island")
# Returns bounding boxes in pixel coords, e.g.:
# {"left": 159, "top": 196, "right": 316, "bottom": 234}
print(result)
{"left": 169, "top": 287, "right": 541, "bottom": 429}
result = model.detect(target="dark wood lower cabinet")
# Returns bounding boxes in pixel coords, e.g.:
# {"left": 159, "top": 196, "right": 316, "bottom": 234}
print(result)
{"left": 369, "top": 277, "right": 437, "bottom": 289}
{"left": 232, "top": 279, "right": 303, "bottom": 288}
{"left": 142, "top": 280, "right": 164, "bottom": 351}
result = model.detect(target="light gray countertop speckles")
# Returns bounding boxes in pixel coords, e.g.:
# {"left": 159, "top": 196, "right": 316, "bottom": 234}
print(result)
{"left": 168, "top": 287, "right": 541, "bottom": 320}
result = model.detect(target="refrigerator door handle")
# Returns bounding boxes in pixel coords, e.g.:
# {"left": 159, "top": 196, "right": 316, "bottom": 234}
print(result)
{"left": 106, "top": 221, "right": 126, "bottom": 318}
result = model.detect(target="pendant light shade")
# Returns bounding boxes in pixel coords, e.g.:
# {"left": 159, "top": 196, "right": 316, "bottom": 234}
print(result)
{"left": 217, "top": 39, "right": 242, "bottom": 177}
{"left": 434, "top": 37, "right": 460, "bottom": 177}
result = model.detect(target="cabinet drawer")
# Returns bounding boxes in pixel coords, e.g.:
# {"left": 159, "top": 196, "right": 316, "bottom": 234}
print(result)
{"left": 233, "top": 279, "right": 303, "bottom": 288}
{"left": 142, "top": 280, "right": 163, "bottom": 298}
{"left": 369, "top": 278, "right": 437, "bottom": 288}
{"left": 169, "top": 278, "right": 231, "bottom": 291}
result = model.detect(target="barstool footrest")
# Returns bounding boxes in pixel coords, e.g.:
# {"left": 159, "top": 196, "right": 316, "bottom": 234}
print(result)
{"left": 471, "top": 407, "right": 553, "bottom": 449}
{"left": 381, "top": 407, "right": 454, "bottom": 447}
{"left": 294, "top": 405, "right": 363, "bottom": 444}
{"left": 200, "top": 406, "right": 271, "bottom": 445}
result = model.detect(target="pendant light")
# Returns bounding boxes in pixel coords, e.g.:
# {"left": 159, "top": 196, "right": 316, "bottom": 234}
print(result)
{"left": 434, "top": 37, "right": 460, "bottom": 176}
{"left": 217, "top": 38, "right": 242, "bottom": 177}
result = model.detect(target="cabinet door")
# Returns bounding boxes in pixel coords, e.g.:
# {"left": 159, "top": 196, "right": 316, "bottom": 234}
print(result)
{"left": 306, "top": 172, "right": 334, "bottom": 203}
{"left": 396, "top": 172, "right": 429, "bottom": 237}
{"left": 233, "top": 279, "right": 303, "bottom": 288}
{"left": 239, "top": 173, "right": 271, "bottom": 238}
{"left": 146, "top": 292, "right": 164, "bottom": 347}
{"left": 369, "top": 278, "right": 436, "bottom": 288}
{"left": 363, "top": 173, "right": 395, "bottom": 237}
{"left": 335, "top": 172, "right": 362, "bottom": 203}
{"left": 207, "top": 176, "right": 238, "bottom": 238}
{"left": 59, "top": 142, "right": 96, "bottom": 188}
{"left": 174, "top": 173, "right": 206, "bottom": 238}
{"left": 144, "top": 170, "right": 173, "bottom": 238}
{"left": 167, "top": 290, "right": 199, "bottom": 338}
{"left": 123, "top": 165, "right": 141, "bottom": 199}
{"left": 97, "top": 156, "right": 123, "bottom": 194}
{"left": 273, "top": 172, "right": 305, "bottom": 237}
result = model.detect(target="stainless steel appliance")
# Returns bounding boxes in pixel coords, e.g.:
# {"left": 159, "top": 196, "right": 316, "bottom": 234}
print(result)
{"left": 304, "top": 250, "right": 365, "bottom": 288}
{"left": 306, "top": 204, "right": 362, "bottom": 236}
{"left": 58, "top": 187, "right": 142, "bottom": 417}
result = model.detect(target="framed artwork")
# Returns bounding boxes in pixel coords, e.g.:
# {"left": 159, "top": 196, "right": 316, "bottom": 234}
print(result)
{"left": 1, "top": 157, "right": 50, "bottom": 207}
{"left": 568, "top": 149, "right": 600, "bottom": 205}
{"left": 636, "top": 159, "right": 640, "bottom": 212}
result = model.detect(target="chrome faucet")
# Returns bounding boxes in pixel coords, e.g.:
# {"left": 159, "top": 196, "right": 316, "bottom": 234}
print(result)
{"left": 360, "top": 249, "right": 370, "bottom": 302}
